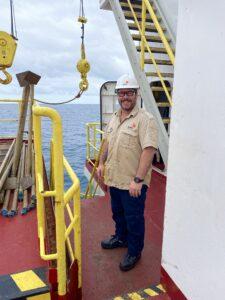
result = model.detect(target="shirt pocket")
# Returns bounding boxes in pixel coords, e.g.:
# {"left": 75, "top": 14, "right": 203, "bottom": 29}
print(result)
{"left": 120, "top": 129, "right": 138, "bottom": 148}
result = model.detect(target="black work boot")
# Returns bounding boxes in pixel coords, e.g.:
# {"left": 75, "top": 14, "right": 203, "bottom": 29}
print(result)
{"left": 119, "top": 253, "right": 141, "bottom": 271}
{"left": 101, "top": 235, "right": 128, "bottom": 249}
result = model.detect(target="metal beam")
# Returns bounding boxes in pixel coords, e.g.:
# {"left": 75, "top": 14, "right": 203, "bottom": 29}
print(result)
{"left": 108, "top": 0, "right": 169, "bottom": 165}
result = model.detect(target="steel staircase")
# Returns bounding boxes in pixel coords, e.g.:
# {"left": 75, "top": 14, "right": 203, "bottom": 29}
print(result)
{"left": 103, "top": 0, "right": 175, "bottom": 167}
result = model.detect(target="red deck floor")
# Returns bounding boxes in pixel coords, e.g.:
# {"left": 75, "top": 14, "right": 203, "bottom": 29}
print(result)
{"left": 81, "top": 170, "right": 169, "bottom": 300}
{"left": 0, "top": 201, "right": 47, "bottom": 276}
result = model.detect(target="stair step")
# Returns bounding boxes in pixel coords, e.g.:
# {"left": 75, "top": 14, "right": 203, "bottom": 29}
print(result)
{"left": 124, "top": 11, "right": 162, "bottom": 22}
{"left": 151, "top": 86, "right": 172, "bottom": 92}
{"left": 146, "top": 72, "right": 174, "bottom": 78}
{"left": 121, "top": 0, "right": 149, "bottom": 4}
{"left": 157, "top": 102, "right": 171, "bottom": 107}
{"left": 128, "top": 22, "right": 166, "bottom": 33}
{"left": 120, "top": 2, "right": 157, "bottom": 13}
{"left": 145, "top": 58, "right": 173, "bottom": 66}
{"left": 163, "top": 118, "right": 170, "bottom": 124}
{"left": 132, "top": 33, "right": 171, "bottom": 43}
{"left": 136, "top": 45, "right": 174, "bottom": 54}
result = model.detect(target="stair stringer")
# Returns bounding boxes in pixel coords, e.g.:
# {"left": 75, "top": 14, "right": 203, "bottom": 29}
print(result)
{"left": 108, "top": 0, "right": 169, "bottom": 166}
{"left": 152, "top": 0, "right": 177, "bottom": 42}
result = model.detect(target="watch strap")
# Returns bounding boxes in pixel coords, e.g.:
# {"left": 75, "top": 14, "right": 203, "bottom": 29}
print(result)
{"left": 134, "top": 176, "right": 144, "bottom": 183}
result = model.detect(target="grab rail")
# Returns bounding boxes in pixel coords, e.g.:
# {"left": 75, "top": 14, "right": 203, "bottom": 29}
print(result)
{"left": 126, "top": 0, "right": 174, "bottom": 106}
{"left": 85, "top": 122, "right": 104, "bottom": 198}
{"left": 33, "top": 106, "right": 81, "bottom": 296}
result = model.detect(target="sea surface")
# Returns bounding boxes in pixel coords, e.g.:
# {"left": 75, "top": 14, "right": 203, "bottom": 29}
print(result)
{"left": 0, "top": 104, "right": 100, "bottom": 192}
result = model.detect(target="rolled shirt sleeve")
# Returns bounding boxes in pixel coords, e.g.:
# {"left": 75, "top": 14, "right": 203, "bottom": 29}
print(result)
{"left": 102, "top": 123, "right": 109, "bottom": 141}
{"left": 139, "top": 114, "right": 158, "bottom": 150}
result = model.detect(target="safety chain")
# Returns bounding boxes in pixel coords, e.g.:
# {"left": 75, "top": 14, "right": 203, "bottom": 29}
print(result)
{"left": 34, "top": 90, "right": 84, "bottom": 105}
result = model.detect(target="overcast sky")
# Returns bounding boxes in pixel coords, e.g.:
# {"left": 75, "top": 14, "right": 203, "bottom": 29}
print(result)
{"left": 1, "top": 0, "right": 132, "bottom": 103}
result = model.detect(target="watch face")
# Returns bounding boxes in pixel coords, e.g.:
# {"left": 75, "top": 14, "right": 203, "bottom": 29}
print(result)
{"left": 134, "top": 177, "right": 143, "bottom": 183}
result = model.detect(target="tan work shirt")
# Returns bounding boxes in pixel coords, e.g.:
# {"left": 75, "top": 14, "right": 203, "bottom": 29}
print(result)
{"left": 103, "top": 105, "right": 158, "bottom": 190}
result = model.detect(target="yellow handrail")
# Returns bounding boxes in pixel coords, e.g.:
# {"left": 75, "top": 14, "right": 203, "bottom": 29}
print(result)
{"left": 144, "top": 0, "right": 175, "bottom": 64}
{"left": 126, "top": 0, "right": 174, "bottom": 106}
{"left": 33, "top": 106, "right": 82, "bottom": 295}
{"left": 84, "top": 122, "right": 104, "bottom": 198}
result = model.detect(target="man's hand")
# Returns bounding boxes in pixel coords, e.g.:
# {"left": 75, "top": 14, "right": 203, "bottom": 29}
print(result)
{"left": 96, "top": 163, "right": 104, "bottom": 181}
{"left": 129, "top": 180, "right": 143, "bottom": 198}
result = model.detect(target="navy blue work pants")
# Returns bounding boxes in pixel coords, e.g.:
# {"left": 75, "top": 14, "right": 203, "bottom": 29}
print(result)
{"left": 109, "top": 185, "right": 148, "bottom": 256}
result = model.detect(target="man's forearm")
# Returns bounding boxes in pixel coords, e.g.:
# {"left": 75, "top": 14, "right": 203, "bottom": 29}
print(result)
{"left": 135, "top": 147, "right": 156, "bottom": 179}
{"left": 99, "top": 140, "right": 108, "bottom": 165}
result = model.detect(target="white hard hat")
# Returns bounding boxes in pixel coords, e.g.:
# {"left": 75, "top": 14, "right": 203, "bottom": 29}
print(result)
{"left": 115, "top": 74, "right": 139, "bottom": 90}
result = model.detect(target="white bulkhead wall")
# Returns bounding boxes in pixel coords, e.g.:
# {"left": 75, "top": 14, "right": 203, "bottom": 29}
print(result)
{"left": 163, "top": 1, "right": 225, "bottom": 299}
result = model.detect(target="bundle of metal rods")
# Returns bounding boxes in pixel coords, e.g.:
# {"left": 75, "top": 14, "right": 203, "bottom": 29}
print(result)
{"left": 0, "top": 84, "right": 36, "bottom": 217}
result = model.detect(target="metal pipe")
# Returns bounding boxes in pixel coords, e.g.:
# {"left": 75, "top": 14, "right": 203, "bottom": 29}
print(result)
{"left": 12, "top": 85, "right": 30, "bottom": 176}
{"left": 30, "top": 144, "right": 36, "bottom": 209}
{"left": 0, "top": 139, "right": 15, "bottom": 179}
{"left": 21, "top": 145, "right": 28, "bottom": 215}
{"left": 8, "top": 143, "right": 25, "bottom": 216}
{"left": 18, "top": 141, "right": 26, "bottom": 201}
{"left": 1, "top": 189, "right": 11, "bottom": 216}
{"left": 0, "top": 156, "right": 13, "bottom": 192}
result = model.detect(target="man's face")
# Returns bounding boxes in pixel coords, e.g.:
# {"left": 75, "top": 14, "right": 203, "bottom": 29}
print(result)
{"left": 117, "top": 89, "right": 138, "bottom": 112}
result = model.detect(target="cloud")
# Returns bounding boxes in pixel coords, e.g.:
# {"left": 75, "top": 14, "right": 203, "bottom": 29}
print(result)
{"left": 0, "top": 0, "right": 132, "bottom": 103}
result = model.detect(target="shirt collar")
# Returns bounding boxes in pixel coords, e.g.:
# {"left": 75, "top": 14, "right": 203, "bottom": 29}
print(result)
{"left": 115, "top": 105, "right": 139, "bottom": 118}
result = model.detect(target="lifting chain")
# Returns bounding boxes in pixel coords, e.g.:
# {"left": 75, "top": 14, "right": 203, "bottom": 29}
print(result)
{"left": 34, "top": 1, "right": 90, "bottom": 105}
{"left": 76, "top": 0, "right": 90, "bottom": 92}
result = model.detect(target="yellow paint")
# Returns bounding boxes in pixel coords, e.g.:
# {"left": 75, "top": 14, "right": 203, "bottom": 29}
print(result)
{"left": 114, "top": 297, "right": 124, "bottom": 300}
{"left": 11, "top": 270, "right": 46, "bottom": 292}
{"left": 27, "top": 293, "right": 50, "bottom": 299}
{"left": 126, "top": 0, "right": 174, "bottom": 106}
{"left": 144, "top": 288, "right": 158, "bottom": 296}
{"left": 33, "top": 106, "right": 82, "bottom": 295}
{"left": 157, "top": 284, "right": 166, "bottom": 292}
{"left": 85, "top": 123, "right": 104, "bottom": 198}
{"left": 0, "top": 31, "right": 17, "bottom": 84}
{"left": 128, "top": 293, "right": 144, "bottom": 300}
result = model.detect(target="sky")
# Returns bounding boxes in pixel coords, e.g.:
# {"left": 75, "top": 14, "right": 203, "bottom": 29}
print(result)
{"left": 0, "top": 0, "right": 132, "bottom": 104}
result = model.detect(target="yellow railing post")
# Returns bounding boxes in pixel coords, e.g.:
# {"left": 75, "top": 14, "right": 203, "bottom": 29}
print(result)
{"left": 74, "top": 187, "right": 81, "bottom": 287}
{"left": 33, "top": 112, "right": 45, "bottom": 239}
{"left": 33, "top": 106, "right": 83, "bottom": 297}
{"left": 84, "top": 123, "right": 105, "bottom": 199}
{"left": 63, "top": 156, "right": 82, "bottom": 288}
{"left": 141, "top": 1, "right": 146, "bottom": 70}
{"left": 93, "top": 124, "right": 97, "bottom": 160}
{"left": 86, "top": 123, "right": 90, "bottom": 161}
{"left": 33, "top": 107, "right": 66, "bottom": 296}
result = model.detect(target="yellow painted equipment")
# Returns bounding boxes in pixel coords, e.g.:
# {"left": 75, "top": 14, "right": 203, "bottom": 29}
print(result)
{"left": 76, "top": 15, "right": 90, "bottom": 92}
{"left": 33, "top": 105, "right": 82, "bottom": 296}
{"left": 0, "top": 31, "right": 17, "bottom": 84}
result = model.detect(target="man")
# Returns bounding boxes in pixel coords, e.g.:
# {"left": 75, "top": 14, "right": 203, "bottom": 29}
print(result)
{"left": 97, "top": 74, "right": 158, "bottom": 271}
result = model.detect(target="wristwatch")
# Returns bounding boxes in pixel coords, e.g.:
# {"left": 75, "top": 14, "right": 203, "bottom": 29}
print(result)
{"left": 134, "top": 177, "right": 144, "bottom": 183}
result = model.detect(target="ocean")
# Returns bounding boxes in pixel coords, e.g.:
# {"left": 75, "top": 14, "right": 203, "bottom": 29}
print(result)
{"left": 0, "top": 104, "right": 100, "bottom": 192}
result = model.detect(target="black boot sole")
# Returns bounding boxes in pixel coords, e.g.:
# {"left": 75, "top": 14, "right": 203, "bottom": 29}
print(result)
{"left": 101, "top": 243, "right": 128, "bottom": 249}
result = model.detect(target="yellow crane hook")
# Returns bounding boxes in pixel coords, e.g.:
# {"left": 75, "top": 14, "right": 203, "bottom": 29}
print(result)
{"left": 0, "top": 31, "right": 17, "bottom": 85}
{"left": 76, "top": 15, "right": 90, "bottom": 92}
{"left": 0, "top": 67, "right": 12, "bottom": 84}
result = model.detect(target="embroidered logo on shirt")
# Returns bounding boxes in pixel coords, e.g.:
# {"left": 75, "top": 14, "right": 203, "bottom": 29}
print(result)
{"left": 128, "top": 122, "right": 136, "bottom": 129}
